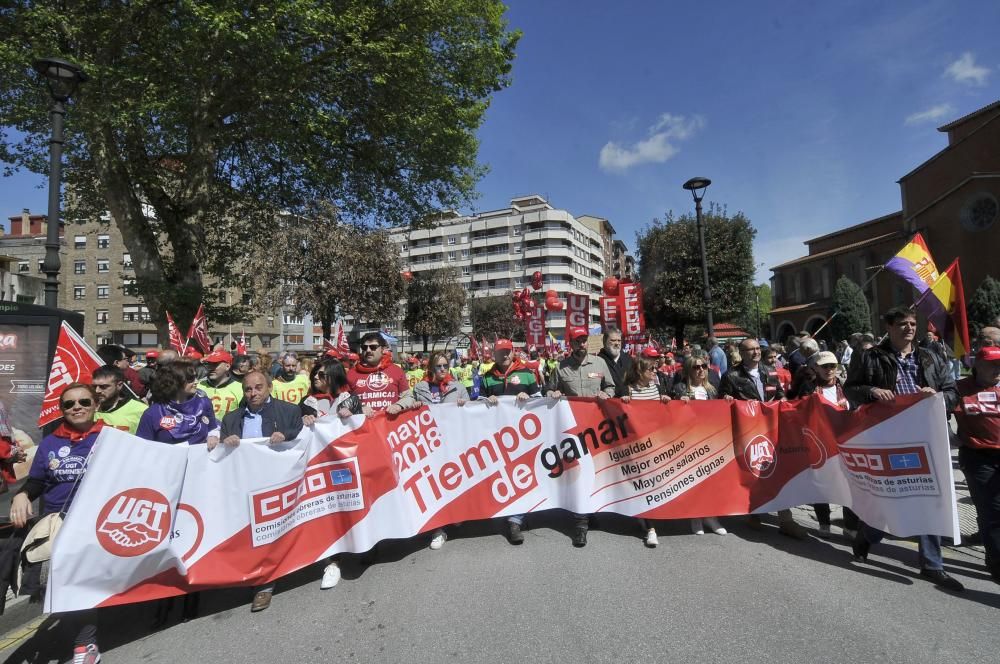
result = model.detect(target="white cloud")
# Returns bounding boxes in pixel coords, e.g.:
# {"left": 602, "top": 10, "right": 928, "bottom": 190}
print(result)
{"left": 904, "top": 103, "right": 956, "bottom": 126}
{"left": 944, "top": 52, "right": 990, "bottom": 86}
{"left": 599, "top": 113, "right": 704, "bottom": 173}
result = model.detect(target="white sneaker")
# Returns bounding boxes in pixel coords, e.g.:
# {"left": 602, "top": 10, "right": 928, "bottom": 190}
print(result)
{"left": 690, "top": 518, "right": 704, "bottom": 535}
{"left": 320, "top": 561, "right": 341, "bottom": 589}
{"left": 645, "top": 528, "right": 658, "bottom": 548}
{"left": 429, "top": 530, "right": 446, "bottom": 550}
{"left": 704, "top": 517, "right": 727, "bottom": 535}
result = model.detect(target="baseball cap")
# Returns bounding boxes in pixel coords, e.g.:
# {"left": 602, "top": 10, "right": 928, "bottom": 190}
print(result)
{"left": 184, "top": 348, "right": 203, "bottom": 360}
{"left": 145, "top": 350, "right": 159, "bottom": 359}
{"left": 567, "top": 326, "right": 589, "bottom": 340}
{"left": 641, "top": 347, "right": 660, "bottom": 358}
{"left": 203, "top": 350, "right": 233, "bottom": 365}
{"left": 810, "top": 351, "right": 839, "bottom": 366}
{"left": 494, "top": 339, "right": 514, "bottom": 351}
{"left": 977, "top": 346, "right": 1000, "bottom": 362}
{"left": 407, "top": 356, "right": 418, "bottom": 365}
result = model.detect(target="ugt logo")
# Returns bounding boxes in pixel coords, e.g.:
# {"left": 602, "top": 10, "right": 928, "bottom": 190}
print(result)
{"left": 744, "top": 435, "right": 776, "bottom": 478}
{"left": 95, "top": 488, "right": 172, "bottom": 557}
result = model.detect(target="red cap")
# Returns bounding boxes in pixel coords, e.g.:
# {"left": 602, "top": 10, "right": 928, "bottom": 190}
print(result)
{"left": 145, "top": 351, "right": 159, "bottom": 359}
{"left": 324, "top": 349, "right": 342, "bottom": 359}
{"left": 184, "top": 348, "right": 203, "bottom": 359}
{"left": 407, "top": 356, "right": 418, "bottom": 365}
{"left": 495, "top": 339, "right": 514, "bottom": 351}
{"left": 203, "top": 350, "right": 233, "bottom": 364}
{"left": 567, "top": 326, "right": 589, "bottom": 340}
{"left": 977, "top": 346, "right": 1000, "bottom": 362}
{"left": 641, "top": 347, "right": 660, "bottom": 358}
{"left": 666, "top": 352, "right": 675, "bottom": 359}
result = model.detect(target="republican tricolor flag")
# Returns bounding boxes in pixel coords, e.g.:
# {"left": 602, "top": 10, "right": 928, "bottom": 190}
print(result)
{"left": 885, "top": 232, "right": 940, "bottom": 295}
{"left": 916, "top": 259, "right": 971, "bottom": 359}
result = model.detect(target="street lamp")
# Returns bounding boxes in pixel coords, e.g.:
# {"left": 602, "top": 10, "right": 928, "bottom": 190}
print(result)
{"left": 33, "top": 57, "right": 88, "bottom": 309}
{"left": 682, "top": 176, "right": 713, "bottom": 337}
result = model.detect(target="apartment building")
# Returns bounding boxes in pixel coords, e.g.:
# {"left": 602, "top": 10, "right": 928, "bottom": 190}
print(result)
{"left": 390, "top": 195, "right": 635, "bottom": 349}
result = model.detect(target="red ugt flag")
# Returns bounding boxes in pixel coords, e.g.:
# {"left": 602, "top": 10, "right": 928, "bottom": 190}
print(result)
{"left": 166, "top": 311, "right": 185, "bottom": 352}
{"left": 39, "top": 322, "right": 105, "bottom": 427}
{"left": 187, "top": 304, "right": 212, "bottom": 353}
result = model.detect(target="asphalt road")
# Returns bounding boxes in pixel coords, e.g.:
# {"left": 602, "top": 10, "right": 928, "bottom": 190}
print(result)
{"left": 1, "top": 506, "right": 997, "bottom": 664}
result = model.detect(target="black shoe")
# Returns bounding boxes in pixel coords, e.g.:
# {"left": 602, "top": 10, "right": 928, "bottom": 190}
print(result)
{"left": 572, "top": 526, "right": 588, "bottom": 548}
{"left": 851, "top": 529, "right": 870, "bottom": 562}
{"left": 920, "top": 568, "right": 964, "bottom": 592}
{"left": 508, "top": 521, "right": 524, "bottom": 545}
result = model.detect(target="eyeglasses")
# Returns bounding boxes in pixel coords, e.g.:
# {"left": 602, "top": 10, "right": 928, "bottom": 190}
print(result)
{"left": 361, "top": 344, "right": 382, "bottom": 351}
{"left": 818, "top": 363, "right": 838, "bottom": 369}
{"left": 434, "top": 364, "right": 449, "bottom": 370}
{"left": 692, "top": 364, "right": 707, "bottom": 370}
{"left": 61, "top": 398, "right": 93, "bottom": 410}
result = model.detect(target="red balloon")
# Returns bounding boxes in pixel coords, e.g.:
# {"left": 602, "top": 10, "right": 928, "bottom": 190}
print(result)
{"left": 550, "top": 299, "right": 565, "bottom": 311}
{"left": 531, "top": 271, "right": 544, "bottom": 290}
{"left": 545, "top": 289, "right": 557, "bottom": 300}
{"left": 544, "top": 297, "right": 560, "bottom": 312}
{"left": 603, "top": 277, "right": 619, "bottom": 296}
{"left": 402, "top": 271, "right": 414, "bottom": 283}
{"left": 521, "top": 287, "right": 532, "bottom": 301}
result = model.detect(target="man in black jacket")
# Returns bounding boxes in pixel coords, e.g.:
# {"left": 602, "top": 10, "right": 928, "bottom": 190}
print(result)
{"left": 844, "top": 306, "right": 962, "bottom": 591}
{"left": 213, "top": 370, "right": 305, "bottom": 612}
{"left": 597, "top": 328, "right": 632, "bottom": 398}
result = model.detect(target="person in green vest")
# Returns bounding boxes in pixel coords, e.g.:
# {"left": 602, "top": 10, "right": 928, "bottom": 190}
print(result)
{"left": 451, "top": 355, "right": 475, "bottom": 390}
{"left": 272, "top": 351, "right": 311, "bottom": 404}
{"left": 199, "top": 350, "right": 246, "bottom": 419}
{"left": 405, "top": 356, "right": 425, "bottom": 391}
{"left": 92, "top": 365, "right": 148, "bottom": 434}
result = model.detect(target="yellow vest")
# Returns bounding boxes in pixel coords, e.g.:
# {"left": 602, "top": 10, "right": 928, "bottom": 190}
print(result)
{"left": 271, "top": 373, "right": 310, "bottom": 404}
{"left": 96, "top": 398, "right": 148, "bottom": 435}
{"left": 199, "top": 379, "right": 245, "bottom": 419}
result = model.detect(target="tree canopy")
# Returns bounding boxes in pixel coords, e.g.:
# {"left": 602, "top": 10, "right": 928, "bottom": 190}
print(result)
{"left": 968, "top": 276, "right": 1000, "bottom": 337}
{"left": 829, "top": 276, "right": 872, "bottom": 341}
{"left": 0, "top": 1, "right": 519, "bottom": 335}
{"left": 468, "top": 294, "right": 522, "bottom": 341}
{"left": 636, "top": 204, "right": 757, "bottom": 342}
{"left": 403, "top": 267, "right": 466, "bottom": 350}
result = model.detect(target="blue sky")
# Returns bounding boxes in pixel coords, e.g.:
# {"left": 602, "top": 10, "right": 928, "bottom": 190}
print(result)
{"left": 3, "top": 1, "right": 999, "bottom": 284}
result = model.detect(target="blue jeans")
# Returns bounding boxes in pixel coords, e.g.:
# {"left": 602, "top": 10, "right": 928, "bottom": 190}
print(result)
{"left": 860, "top": 524, "right": 943, "bottom": 570}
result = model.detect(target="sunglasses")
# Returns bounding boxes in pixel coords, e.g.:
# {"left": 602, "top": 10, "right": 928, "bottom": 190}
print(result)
{"left": 692, "top": 364, "right": 707, "bottom": 370}
{"left": 61, "top": 398, "right": 94, "bottom": 410}
{"left": 361, "top": 344, "right": 382, "bottom": 351}
{"left": 434, "top": 364, "right": 450, "bottom": 370}
{"left": 818, "top": 363, "right": 838, "bottom": 369}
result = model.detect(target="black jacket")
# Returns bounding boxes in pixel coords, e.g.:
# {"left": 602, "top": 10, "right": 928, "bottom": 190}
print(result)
{"left": 844, "top": 339, "right": 958, "bottom": 410}
{"left": 719, "top": 363, "right": 785, "bottom": 401}
{"left": 221, "top": 397, "right": 304, "bottom": 440}
{"left": 597, "top": 348, "right": 633, "bottom": 397}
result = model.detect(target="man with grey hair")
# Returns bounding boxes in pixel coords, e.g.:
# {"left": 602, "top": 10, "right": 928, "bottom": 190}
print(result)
{"left": 271, "top": 351, "right": 309, "bottom": 404}
{"left": 788, "top": 337, "right": 819, "bottom": 377}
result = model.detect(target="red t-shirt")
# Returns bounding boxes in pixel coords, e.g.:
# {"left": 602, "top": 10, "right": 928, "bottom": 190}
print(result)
{"left": 954, "top": 377, "right": 1000, "bottom": 451}
{"left": 347, "top": 357, "right": 410, "bottom": 412}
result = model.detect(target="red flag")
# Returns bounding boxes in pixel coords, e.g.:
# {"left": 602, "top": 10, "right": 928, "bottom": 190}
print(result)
{"left": 468, "top": 336, "right": 480, "bottom": 360}
{"left": 166, "top": 311, "right": 185, "bottom": 352}
{"left": 236, "top": 330, "right": 247, "bottom": 355}
{"left": 38, "top": 322, "right": 105, "bottom": 427}
{"left": 187, "top": 304, "right": 212, "bottom": 354}
{"left": 334, "top": 319, "right": 350, "bottom": 354}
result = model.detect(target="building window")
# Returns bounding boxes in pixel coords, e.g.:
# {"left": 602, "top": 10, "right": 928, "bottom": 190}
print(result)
{"left": 96, "top": 334, "right": 112, "bottom": 346}
{"left": 97, "top": 285, "right": 110, "bottom": 299}
{"left": 312, "top": 336, "right": 323, "bottom": 346}
{"left": 97, "top": 234, "right": 110, "bottom": 249}
{"left": 37, "top": 260, "right": 44, "bottom": 273}
{"left": 73, "top": 260, "right": 86, "bottom": 275}
{"left": 448, "top": 235, "right": 457, "bottom": 245}
{"left": 96, "top": 310, "right": 109, "bottom": 324}
{"left": 267, "top": 316, "right": 274, "bottom": 328}
{"left": 122, "top": 305, "right": 151, "bottom": 322}
{"left": 461, "top": 249, "right": 469, "bottom": 258}
{"left": 73, "top": 286, "right": 86, "bottom": 300}
{"left": 260, "top": 336, "right": 271, "bottom": 348}
{"left": 283, "top": 314, "right": 304, "bottom": 325}
{"left": 284, "top": 334, "right": 304, "bottom": 345}
{"left": 97, "top": 259, "right": 110, "bottom": 273}
{"left": 462, "top": 266, "right": 471, "bottom": 276}
{"left": 122, "top": 253, "right": 132, "bottom": 269}
{"left": 17, "top": 261, "right": 29, "bottom": 273}
{"left": 122, "top": 279, "right": 138, "bottom": 296}
{"left": 74, "top": 235, "right": 86, "bottom": 249}
{"left": 447, "top": 251, "right": 456, "bottom": 261}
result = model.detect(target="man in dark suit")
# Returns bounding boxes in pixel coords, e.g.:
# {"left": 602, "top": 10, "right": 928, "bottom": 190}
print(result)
{"left": 212, "top": 370, "right": 304, "bottom": 613}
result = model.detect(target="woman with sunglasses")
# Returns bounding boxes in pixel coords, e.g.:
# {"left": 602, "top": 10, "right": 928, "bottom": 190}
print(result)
{"left": 11, "top": 383, "right": 104, "bottom": 663}
{"left": 413, "top": 351, "right": 469, "bottom": 550}
{"left": 672, "top": 355, "right": 733, "bottom": 536}
{"left": 136, "top": 359, "right": 219, "bottom": 447}
{"left": 301, "top": 358, "right": 363, "bottom": 424}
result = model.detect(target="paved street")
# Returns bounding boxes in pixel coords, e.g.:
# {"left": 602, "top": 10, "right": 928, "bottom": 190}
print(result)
{"left": 0, "top": 498, "right": 997, "bottom": 664}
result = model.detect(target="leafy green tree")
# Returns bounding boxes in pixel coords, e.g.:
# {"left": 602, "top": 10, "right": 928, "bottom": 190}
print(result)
{"left": 968, "top": 276, "right": 1000, "bottom": 337}
{"left": 0, "top": 1, "right": 519, "bottom": 338}
{"left": 249, "top": 201, "right": 406, "bottom": 339}
{"left": 738, "top": 283, "right": 771, "bottom": 338}
{"left": 404, "top": 267, "right": 467, "bottom": 351}
{"left": 469, "top": 294, "right": 523, "bottom": 341}
{"left": 829, "top": 276, "right": 871, "bottom": 342}
{"left": 637, "top": 204, "right": 756, "bottom": 344}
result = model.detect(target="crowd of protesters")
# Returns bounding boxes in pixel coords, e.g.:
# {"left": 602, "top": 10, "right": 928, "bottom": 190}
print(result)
{"left": 2, "top": 307, "right": 998, "bottom": 663}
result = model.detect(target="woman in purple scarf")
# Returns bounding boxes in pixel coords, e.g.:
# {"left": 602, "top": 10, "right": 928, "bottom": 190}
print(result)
{"left": 137, "top": 359, "right": 220, "bottom": 446}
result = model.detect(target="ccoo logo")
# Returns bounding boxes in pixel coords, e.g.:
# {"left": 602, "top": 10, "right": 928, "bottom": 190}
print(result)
{"left": 744, "top": 435, "right": 776, "bottom": 478}
{"left": 96, "top": 488, "right": 172, "bottom": 557}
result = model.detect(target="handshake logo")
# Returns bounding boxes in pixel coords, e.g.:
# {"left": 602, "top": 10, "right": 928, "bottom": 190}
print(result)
{"left": 96, "top": 488, "right": 172, "bottom": 557}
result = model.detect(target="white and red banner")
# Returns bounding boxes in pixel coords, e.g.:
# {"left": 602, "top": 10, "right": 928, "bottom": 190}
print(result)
{"left": 186, "top": 304, "right": 212, "bottom": 354}
{"left": 166, "top": 311, "right": 185, "bottom": 352}
{"left": 565, "top": 293, "right": 589, "bottom": 331}
{"left": 525, "top": 304, "right": 546, "bottom": 347}
{"left": 599, "top": 295, "right": 620, "bottom": 330}
{"left": 600, "top": 283, "right": 646, "bottom": 339}
{"left": 38, "top": 322, "right": 104, "bottom": 427}
{"left": 47, "top": 393, "right": 959, "bottom": 612}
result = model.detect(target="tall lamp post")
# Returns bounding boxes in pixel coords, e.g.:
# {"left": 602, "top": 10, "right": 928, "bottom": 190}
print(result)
{"left": 33, "top": 57, "right": 88, "bottom": 309}
{"left": 682, "top": 177, "right": 713, "bottom": 337}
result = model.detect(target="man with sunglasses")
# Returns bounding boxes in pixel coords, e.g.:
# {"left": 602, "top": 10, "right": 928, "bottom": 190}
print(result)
{"left": 845, "top": 306, "right": 962, "bottom": 591}
{"left": 347, "top": 332, "right": 415, "bottom": 416}
{"left": 720, "top": 338, "right": 808, "bottom": 539}
{"left": 92, "top": 365, "right": 148, "bottom": 435}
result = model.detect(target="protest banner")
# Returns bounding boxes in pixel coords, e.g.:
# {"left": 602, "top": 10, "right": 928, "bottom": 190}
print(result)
{"left": 47, "top": 393, "right": 958, "bottom": 612}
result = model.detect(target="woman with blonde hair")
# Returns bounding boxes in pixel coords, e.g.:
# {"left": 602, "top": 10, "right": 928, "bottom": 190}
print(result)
{"left": 672, "top": 355, "right": 732, "bottom": 536}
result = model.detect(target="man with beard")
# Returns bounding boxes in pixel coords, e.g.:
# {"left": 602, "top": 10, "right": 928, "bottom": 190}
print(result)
{"left": 230, "top": 354, "right": 252, "bottom": 384}
{"left": 347, "top": 332, "right": 415, "bottom": 415}
{"left": 199, "top": 350, "right": 245, "bottom": 419}
{"left": 597, "top": 328, "right": 632, "bottom": 397}
{"left": 271, "top": 351, "right": 310, "bottom": 404}
{"left": 92, "top": 365, "right": 148, "bottom": 434}
{"left": 546, "top": 327, "right": 614, "bottom": 547}
{"left": 97, "top": 344, "right": 147, "bottom": 398}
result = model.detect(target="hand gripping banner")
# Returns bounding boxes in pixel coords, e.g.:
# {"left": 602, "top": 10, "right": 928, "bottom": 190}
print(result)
{"left": 46, "top": 394, "right": 959, "bottom": 612}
